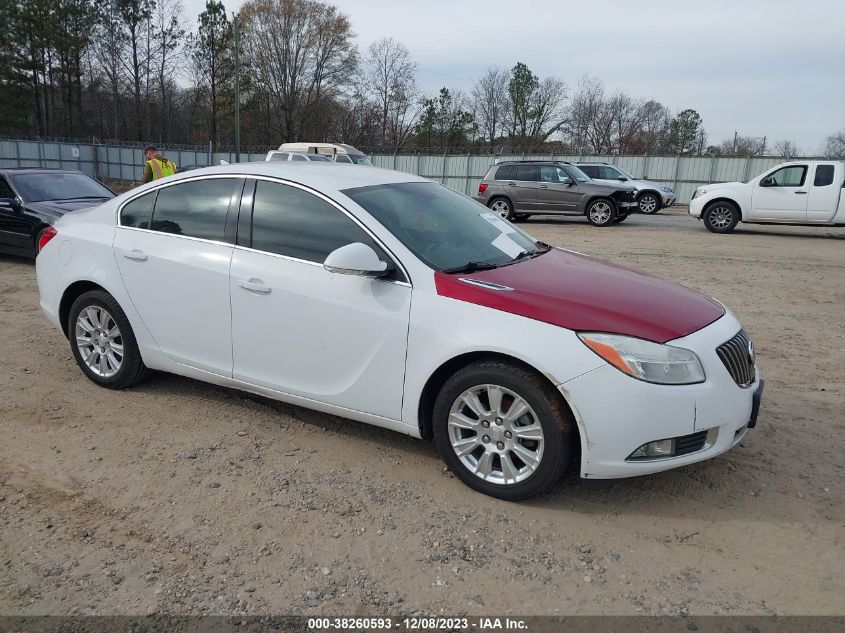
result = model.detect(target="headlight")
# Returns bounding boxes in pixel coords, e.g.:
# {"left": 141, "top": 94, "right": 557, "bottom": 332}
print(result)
{"left": 577, "top": 333, "right": 705, "bottom": 385}
{"left": 692, "top": 188, "right": 707, "bottom": 199}
{"left": 660, "top": 186, "right": 672, "bottom": 193}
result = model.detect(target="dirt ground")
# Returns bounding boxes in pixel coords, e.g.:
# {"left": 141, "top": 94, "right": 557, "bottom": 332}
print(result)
{"left": 0, "top": 208, "right": 842, "bottom": 617}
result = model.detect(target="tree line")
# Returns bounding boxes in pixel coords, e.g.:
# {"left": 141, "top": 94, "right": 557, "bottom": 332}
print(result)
{"left": 1, "top": 0, "right": 842, "bottom": 158}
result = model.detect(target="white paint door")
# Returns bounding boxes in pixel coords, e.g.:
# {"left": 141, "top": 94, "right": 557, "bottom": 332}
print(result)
{"left": 750, "top": 164, "right": 809, "bottom": 221}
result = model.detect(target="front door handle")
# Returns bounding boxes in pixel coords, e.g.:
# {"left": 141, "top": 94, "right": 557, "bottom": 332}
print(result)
{"left": 506, "top": 182, "right": 516, "bottom": 186}
{"left": 539, "top": 184, "right": 549, "bottom": 189}
{"left": 237, "top": 278, "right": 271, "bottom": 294}
{"left": 794, "top": 190, "right": 807, "bottom": 194}
{"left": 122, "top": 249, "right": 148, "bottom": 262}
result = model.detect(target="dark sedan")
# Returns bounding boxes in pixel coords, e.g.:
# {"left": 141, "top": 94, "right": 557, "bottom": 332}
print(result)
{"left": 0, "top": 168, "right": 114, "bottom": 257}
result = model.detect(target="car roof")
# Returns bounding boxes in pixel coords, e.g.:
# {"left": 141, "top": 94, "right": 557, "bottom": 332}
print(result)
{"left": 0, "top": 167, "right": 84, "bottom": 174}
{"left": 133, "top": 162, "right": 427, "bottom": 194}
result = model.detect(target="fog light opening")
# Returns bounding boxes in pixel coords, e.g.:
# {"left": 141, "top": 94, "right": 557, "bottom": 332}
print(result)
{"left": 629, "top": 438, "right": 675, "bottom": 460}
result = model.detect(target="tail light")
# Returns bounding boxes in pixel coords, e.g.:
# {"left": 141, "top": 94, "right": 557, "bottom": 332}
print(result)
{"left": 478, "top": 183, "right": 488, "bottom": 195}
{"left": 37, "top": 226, "right": 58, "bottom": 253}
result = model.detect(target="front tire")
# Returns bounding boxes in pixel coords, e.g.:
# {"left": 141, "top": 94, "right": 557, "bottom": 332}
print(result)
{"left": 68, "top": 290, "right": 150, "bottom": 389}
{"left": 638, "top": 193, "right": 661, "bottom": 214}
{"left": 432, "top": 360, "right": 574, "bottom": 500}
{"left": 703, "top": 201, "right": 740, "bottom": 234}
{"left": 488, "top": 197, "right": 514, "bottom": 221}
{"left": 585, "top": 198, "right": 617, "bottom": 226}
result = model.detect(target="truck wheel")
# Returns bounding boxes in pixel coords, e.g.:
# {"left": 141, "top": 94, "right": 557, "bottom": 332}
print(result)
{"left": 637, "top": 193, "right": 660, "bottom": 214}
{"left": 586, "top": 198, "right": 617, "bottom": 226}
{"left": 703, "top": 201, "right": 740, "bottom": 234}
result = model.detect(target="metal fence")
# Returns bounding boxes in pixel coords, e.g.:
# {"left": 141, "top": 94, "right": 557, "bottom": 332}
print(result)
{"left": 0, "top": 138, "right": 805, "bottom": 203}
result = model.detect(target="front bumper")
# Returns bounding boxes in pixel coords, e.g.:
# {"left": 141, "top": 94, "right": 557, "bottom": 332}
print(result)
{"left": 560, "top": 312, "right": 761, "bottom": 479}
{"left": 689, "top": 196, "right": 705, "bottom": 218}
{"left": 661, "top": 192, "right": 676, "bottom": 206}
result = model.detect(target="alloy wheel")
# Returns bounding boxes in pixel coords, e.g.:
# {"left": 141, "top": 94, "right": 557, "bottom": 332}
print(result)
{"left": 639, "top": 194, "right": 658, "bottom": 213}
{"left": 489, "top": 199, "right": 511, "bottom": 219}
{"left": 75, "top": 306, "right": 124, "bottom": 378}
{"left": 448, "top": 384, "right": 545, "bottom": 485}
{"left": 708, "top": 206, "right": 734, "bottom": 230}
{"left": 589, "top": 201, "right": 613, "bottom": 225}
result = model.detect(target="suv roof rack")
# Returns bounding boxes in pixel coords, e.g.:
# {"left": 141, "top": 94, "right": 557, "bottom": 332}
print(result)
{"left": 573, "top": 161, "right": 610, "bottom": 165}
{"left": 495, "top": 159, "right": 572, "bottom": 165}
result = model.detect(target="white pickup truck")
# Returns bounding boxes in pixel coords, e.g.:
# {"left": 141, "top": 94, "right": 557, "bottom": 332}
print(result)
{"left": 689, "top": 160, "right": 845, "bottom": 233}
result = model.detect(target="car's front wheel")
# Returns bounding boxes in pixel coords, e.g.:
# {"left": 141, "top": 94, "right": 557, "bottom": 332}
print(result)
{"left": 585, "top": 198, "right": 617, "bottom": 226}
{"left": 488, "top": 197, "right": 514, "bottom": 221}
{"left": 432, "top": 360, "right": 574, "bottom": 500}
{"left": 703, "top": 201, "right": 740, "bottom": 234}
{"left": 638, "top": 193, "right": 661, "bottom": 214}
{"left": 68, "top": 289, "right": 150, "bottom": 389}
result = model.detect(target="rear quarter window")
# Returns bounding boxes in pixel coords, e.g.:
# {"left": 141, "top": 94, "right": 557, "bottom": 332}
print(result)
{"left": 120, "top": 191, "right": 156, "bottom": 229}
{"left": 495, "top": 165, "right": 515, "bottom": 180}
{"left": 813, "top": 164, "right": 835, "bottom": 187}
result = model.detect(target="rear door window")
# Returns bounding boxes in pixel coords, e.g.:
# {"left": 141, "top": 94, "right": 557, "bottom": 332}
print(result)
{"left": 150, "top": 178, "right": 237, "bottom": 241}
{"left": 813, "top": 164, "right": 835, "bottom": 187}
{"left": 121, "top": 191, "right": 156, "bottom": 229}
{"left": 515, "top": 165, "right": 540, "bottom": 181}
{"left": 335, "top": 155, "right": 352, "bottom": 164}
{"left": 579, "top": 165, "right": 598, "bottom": 178}
{"left": 290, "top": 154, "right": 308, "bottom": 162}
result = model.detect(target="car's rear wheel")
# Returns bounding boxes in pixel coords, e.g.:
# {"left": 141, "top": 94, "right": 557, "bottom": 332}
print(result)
{"left": 68, "top": 290, "right": 150, "bottom": 389}
{"left": 432, "top": 360, "right": 574, "bottom": 500}
{"left": 488, "top": 197, "right": 514, "bottom": 221}
{"left": 703, "top": 201, "right": 740, "bottom": 234}
{"left": 585, "top": 198, "right": 617, "bottom": 226}
{"left": 638, "top": 193, "right": 660, "bottom": 214}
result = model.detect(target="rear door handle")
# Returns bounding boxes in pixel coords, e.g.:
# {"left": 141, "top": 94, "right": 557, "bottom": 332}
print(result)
{"left": 795, "top": 190, "right": 807, "bottom": 194}
{"left": 237, "top": 278, "right": 271, "bottom": 294}
{"left": 539, "top": 184, "right": 549, "bottom": 189}
{"left": 507, "top": 182, "right": 516, "bottom": 186}
{"left": 122, "top": 249, "right": 148, "bottom": 262}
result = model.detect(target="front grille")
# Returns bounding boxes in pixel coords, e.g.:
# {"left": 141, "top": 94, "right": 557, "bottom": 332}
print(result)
{"left": 716, "top": 329, "right": 756, "bottom": 387}
{"left": 674, "top": 430, "right": 708, "bottom": 456}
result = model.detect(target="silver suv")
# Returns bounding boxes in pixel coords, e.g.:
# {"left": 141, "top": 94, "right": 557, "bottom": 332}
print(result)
{"left": 474, "top": 161, "right": 638, "bottom": 227}
{"left": 575, "top": 163, "right": 676, "bottom": 214}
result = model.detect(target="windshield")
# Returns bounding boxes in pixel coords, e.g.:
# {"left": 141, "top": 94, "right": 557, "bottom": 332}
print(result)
{"left": 564, "top": 165, "right": 591, "bottom": 183}
{"left": 342, "top": 182, "right": 543, "bottom": 272}
{"left": 350, "top": 155, "right": 373, "bottom": 165}
{"left": 615, "top": 166, "right": 637, "bottom": 180}
{"left": 11, "top": 172, "right": 113, "bottom": 203}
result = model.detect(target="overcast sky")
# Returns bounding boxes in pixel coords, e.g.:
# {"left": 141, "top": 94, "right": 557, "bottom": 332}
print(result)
{"left": 182, "top": 0, "right": 844, "bottom": 152}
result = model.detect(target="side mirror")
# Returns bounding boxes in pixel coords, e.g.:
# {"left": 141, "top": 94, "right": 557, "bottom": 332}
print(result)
{"left": 760, "top": 176, "right": 775, "bottom": 187}
{"left": 324, "top": 242, "right": 391, "bottom": 277}
{"left": 0, "top": 197, "right": 20, "bottom": 212}
{"left": 618, "top": 177, "right": 628, "bottom": 181}
{"left": 561, "top": 178, "right": 573, "bottom": 186}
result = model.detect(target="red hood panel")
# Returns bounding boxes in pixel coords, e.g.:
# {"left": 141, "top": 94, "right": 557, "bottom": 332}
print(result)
{"left": 434, "top": 248, "right": 725, "bottom": 343}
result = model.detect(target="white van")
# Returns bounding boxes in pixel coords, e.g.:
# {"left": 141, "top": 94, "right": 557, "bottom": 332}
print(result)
{"left": 276, "top": 142, "right": 372, "bottom": 165}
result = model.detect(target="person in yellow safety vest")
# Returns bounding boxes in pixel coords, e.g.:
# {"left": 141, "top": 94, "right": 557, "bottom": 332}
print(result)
{"left": 142, "top": 145, "right": 177, "bottom": 183}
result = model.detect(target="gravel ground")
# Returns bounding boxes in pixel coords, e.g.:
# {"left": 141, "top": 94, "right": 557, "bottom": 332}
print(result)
{"left": 0, "top": 207, "right": 842, "bottom": 617}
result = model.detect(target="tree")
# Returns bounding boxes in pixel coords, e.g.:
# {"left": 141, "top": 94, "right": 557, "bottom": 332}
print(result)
{"left": 719, "top": 133, "right": 765, "bottom": 156}
{"left": 191, "top": 1, "right": 232, "bottom": 146}
{"left": 116, "top": 0, "right": 155, "bottom": 140}
{"left": 240, "top": 0, "right": 357, "bottom": 142}
{"left": 669, "top": 109, "right": 704, "bottom": 153}
{"left": 504, "top": 62, "right": 566, "bottom": 150}
{"left": 364, "top": 37, "right": 417, "bottom": 151}
{"left": 773, "top": 139, "right": 800, "bottom": 159}
{"left": 414, "top": 87, "right": 474, "bottom": 150}
{"left": 824, "top": 130, "right": 845, "bottom": 159}
{"left": 152, "top": 0, "right": 186, "bottom": 142}
{"left": 471, "top": 67, "right": 507, "bottom": 152}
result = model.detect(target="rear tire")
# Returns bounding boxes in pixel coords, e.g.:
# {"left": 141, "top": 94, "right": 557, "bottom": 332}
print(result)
{"left": 432, "top": 360, "right": 574, "bottom": 500}
{"left": 488, "top": 197, "right": 514, "bottom": 221}
{"left": 703, "top": 201, "right": 740, "bottom": 234}
{"left": 585, "top": 198, "right": 617, "bottom": 226}
{"left": 638, "top": 193, "right": 661, "bottom": 214}
{"left": 68, "top": 290, "right": 150, "bottom": 389}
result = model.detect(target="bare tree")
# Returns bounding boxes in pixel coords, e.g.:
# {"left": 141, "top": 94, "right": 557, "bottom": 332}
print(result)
{"left": 471, "top": 66, "right": 508, "bottom": 153}
{"left": 824, "top": 129, "right": 845, "bottom": 158}
{"left": 240, "top": 0, "right": 356, "bottom": 142}
{"left": 152, "top": 0, "right": 186, "bottom": 142}
{"left": 773, "top": 139, "right": 800, "bottom": 159}
{"left": 720, "top": 134, "right": 765, "bottom": 156}
{"left": 365, "top": 37, "right": 417, "bottom": 151}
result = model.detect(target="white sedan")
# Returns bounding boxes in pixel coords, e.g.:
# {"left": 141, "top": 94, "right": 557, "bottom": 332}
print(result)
{"left": 36, "top": 163, "right": 763, "bottom": 500}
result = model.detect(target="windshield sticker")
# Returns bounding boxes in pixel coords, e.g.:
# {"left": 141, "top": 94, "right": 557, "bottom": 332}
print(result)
{"left": 480, "top": 212, "right": 517, "bottom": 234}
{"left": 491, "top": 233, "right": 525, "bottom": 258}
